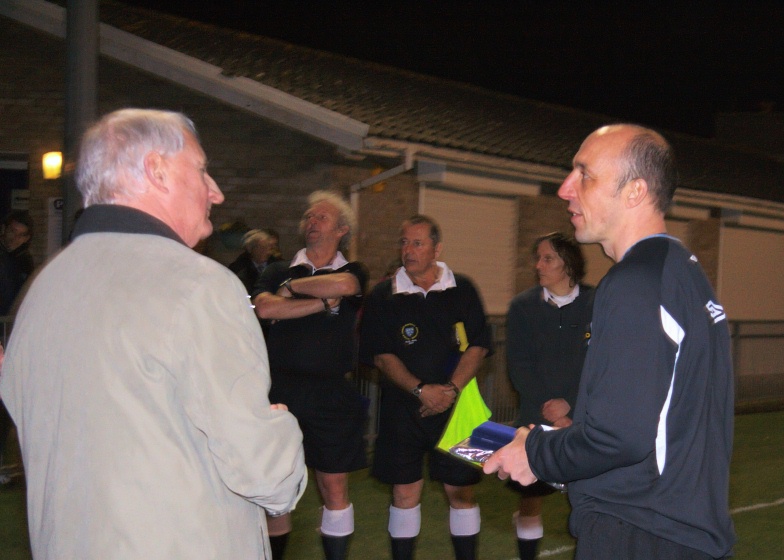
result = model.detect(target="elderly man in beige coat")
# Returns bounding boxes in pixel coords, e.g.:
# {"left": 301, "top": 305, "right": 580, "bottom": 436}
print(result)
{"left": 0, "top": 108, "right": 306, "bottom": 559}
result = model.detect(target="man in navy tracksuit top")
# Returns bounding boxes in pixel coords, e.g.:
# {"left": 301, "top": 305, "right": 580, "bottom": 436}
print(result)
{"left": 484, "top": 124, "right": 735, "bottom": 559}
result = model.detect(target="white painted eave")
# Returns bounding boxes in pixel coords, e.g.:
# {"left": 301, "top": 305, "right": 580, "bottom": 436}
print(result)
{"left": 363, "top": 137, "right": 569, "bottom": 185}
{"left": 0, "top": 0, "right": 369, "bottom": 151}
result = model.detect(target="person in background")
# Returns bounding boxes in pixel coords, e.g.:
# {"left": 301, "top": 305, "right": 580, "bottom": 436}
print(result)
{"left": 229, "top": 228, "right": 275, "bottom": 294}
{"left": 0, "top": 211, "right": 34, "bottom": 315}
{"left": 0, "top": 108, "right": 306, "bottom": 559}
{"left": 252, "top": 191, "right": 368, "bottom": 560}
{"left": 484, "top": 124, "right": 736, "bottom": 559}
{"left": 505, "top": 231, "right": 593, "bottom": 559}
{"left": 0, "top": 211, "right": 34, "bottom": 484}
{"left": 263, "top": 227, "right": 284, "bottom": 261}
{"left": 360, "top": 214, "right": 492, "bottom": 560}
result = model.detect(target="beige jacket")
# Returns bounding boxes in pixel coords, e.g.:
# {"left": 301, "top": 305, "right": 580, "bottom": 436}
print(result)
{"left": 1, "top": 227, "right": 306, "bottom": 559}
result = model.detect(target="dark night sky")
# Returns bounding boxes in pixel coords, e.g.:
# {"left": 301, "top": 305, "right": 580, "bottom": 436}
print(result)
{"left": 121, "top": 1, "right": 783, "bottom": 138}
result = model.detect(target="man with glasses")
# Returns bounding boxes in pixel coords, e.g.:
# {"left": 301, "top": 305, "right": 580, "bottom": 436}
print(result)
{"left": 361, "top": 214, "right": 492, "bottom": 560}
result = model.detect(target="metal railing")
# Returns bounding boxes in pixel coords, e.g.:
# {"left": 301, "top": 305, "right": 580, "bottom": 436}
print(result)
{"left": 2, "top": 315, "right": 783, "bottom": 429}
{"left": 357, "top": 317, "right": 784, "bottom": 434}
{"left": 730, "top": 321, "right": 784, "bottom": 406}
{"left": 475, "top": 317, "right": 784, "bottom": 413}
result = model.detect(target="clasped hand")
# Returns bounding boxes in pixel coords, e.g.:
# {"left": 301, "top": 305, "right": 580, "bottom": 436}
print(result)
{"left": 541, "top": 398, "right": 572, "bottom": 428}
{"left": 418, "top": 383, "right": 458, "bottom": 417}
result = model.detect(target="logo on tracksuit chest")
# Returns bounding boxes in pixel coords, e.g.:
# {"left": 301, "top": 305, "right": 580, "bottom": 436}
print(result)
{"left": 401, "top": 323, "right": 419, "bottom": 345}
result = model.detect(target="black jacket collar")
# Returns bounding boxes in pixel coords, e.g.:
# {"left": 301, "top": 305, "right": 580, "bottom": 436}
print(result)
{"left": 71, "top": 205, "right": 185, "bottom": 245}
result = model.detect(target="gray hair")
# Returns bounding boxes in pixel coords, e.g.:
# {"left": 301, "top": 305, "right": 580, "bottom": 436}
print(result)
{"left": 77, "top": 108, "right": 197, "bottom": 207}
{"left": 300, "top": 190, "right": 356, "bottom": 250}
{"left": 242, "top": 229, "right": 271, "bottom": 250}
{"left": 400, "top": 214, "right": 441, "bottom": 245}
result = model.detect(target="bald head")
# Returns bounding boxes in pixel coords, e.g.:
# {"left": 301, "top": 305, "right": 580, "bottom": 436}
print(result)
{"left": 559, "top": 124, "right": 675, "bottom": 261}
{"left": 590, "top": 124, "right": 677, "bottom": 214}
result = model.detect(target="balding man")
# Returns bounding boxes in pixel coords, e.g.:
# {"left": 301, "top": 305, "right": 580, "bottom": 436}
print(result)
{"left": 485, "top": 125, "right": 736, "bottom": 559}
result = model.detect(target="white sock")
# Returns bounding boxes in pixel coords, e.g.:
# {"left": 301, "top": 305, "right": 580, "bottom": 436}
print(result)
{"left": 514, "top": 512, "right": 543, "bottom": 540}
{"left": 320, "top": 504, "right": 354, "bottom": 537}
{"left": 449, "top": 505, "right": 480, "bottom": 536}
{"left": 388, "top": 504, "right": 421, "bottom": 539}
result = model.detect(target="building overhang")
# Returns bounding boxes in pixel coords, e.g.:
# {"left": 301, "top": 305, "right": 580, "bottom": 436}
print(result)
{"left": 0, "top": 0, "right": 369, "bottom": 151}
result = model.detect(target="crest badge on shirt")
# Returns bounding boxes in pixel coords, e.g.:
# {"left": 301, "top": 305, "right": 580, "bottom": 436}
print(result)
{"left": 401, "top": 323, "right": 419, "bottom": 345}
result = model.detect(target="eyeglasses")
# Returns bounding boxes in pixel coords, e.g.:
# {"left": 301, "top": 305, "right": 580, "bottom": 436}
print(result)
{"left": 398, "top": 239, "right": 432, "bottom": 249}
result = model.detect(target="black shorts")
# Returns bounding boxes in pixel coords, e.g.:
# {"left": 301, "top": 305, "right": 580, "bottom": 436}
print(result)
{"left": 575, "top": 512, "right": 719, "bottom": 560}
{"left": 371, "top": 389, "right": 481, "bottom": 487}
{"left": 270, "top": 373, "right": 368, "bottom": 473}
{"left": 507, "top": 479, "right": 557, "bottom": 498}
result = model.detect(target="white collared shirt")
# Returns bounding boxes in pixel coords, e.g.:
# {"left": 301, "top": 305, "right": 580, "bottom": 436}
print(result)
{"left": 289, "top": 248, "right": 348, "bottom": 274}
{"left": 543, "top": 284, "right": 580, "bottom": 308}
{"left": 392, "top": 261, "right": 457, "bottom": 296}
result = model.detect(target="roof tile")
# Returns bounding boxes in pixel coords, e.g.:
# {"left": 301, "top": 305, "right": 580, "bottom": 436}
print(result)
{"left": 102, "top": 0, "right": 784, "bottom": 202}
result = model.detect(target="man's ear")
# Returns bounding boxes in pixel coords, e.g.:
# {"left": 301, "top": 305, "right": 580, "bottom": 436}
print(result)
{"left": 434, "top": 242, "right": 443, "bottom": 260}
{"left": 143, "top": 151, "right": 168, "bottom": 193}
{"left": 625, "top": 178, "right": 648, "bottom": 208}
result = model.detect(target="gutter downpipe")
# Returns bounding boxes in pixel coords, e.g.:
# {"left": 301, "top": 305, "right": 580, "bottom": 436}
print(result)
{"left": 348, "top": 148, "right": 415, "bottom": 259}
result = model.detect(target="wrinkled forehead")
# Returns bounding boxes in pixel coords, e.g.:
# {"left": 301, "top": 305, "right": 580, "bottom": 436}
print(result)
{"left": 305, "top": 200, "right": 339, "bottom": 217}
{"left": 400, "top": 223, "right": 433, "bottom": 241}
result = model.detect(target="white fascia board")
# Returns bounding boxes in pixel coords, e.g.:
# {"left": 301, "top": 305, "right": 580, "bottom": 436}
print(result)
{"left": 417, "top": 160, "right": 540, "bottom": 197}
{"left": 675, "top": 188, "right": 784, "bottom": 221}
{"left": 364, "top": 137, "right": 567, "bottom": 184}
{"left": 736, "top": 214, "right": 784, "bottom": 232}
{"left": 0, "top": 159, "right": 29, "bottom": 170}
{"left": 666, "top": 205, "right": 711, "bottom": 221}
{"left": 1, "top": 0, "right": 369, "bottom": 151}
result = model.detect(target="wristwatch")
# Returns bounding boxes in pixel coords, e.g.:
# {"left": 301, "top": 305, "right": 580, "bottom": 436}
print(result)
{"left": 411, "top": 382, "right": 425, "bottom": 398}
{"left": 279, "top": 278, "right": 296, "bottom": 296}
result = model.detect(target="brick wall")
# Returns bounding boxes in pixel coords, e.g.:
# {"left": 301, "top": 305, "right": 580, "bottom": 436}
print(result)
{"left": 0, "top": 20, "right": 67, "bottom": 264}
{"left": 515, "top": 194, "right": 575, "bottom": 294}
{"left": 354, "top": 174, "right": 419, "bottom": 283}
{"left": 1, "top": 17, "right": 355, "bottom": 269}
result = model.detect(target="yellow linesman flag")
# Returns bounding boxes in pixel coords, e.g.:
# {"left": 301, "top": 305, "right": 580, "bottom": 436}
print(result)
{"left": 436, "top": 322, "right": 492, "bottom": 454}
{"left": 436, "top": 378, "right": 491, "bottom": 454}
